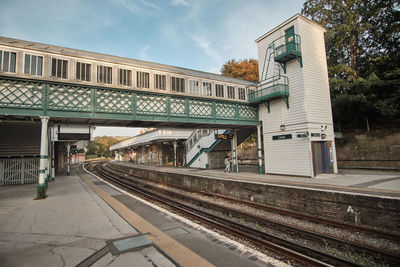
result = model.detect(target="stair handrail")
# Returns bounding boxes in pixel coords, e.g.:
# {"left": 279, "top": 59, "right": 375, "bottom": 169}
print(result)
{"left": 272, "top": 33, "right": 301, "bottom": 48}
{"left": 185, "top": 129, "right": 231, "bottom": 167}
{"left": 185, "top": 129, "right": 214, "bottom": 152}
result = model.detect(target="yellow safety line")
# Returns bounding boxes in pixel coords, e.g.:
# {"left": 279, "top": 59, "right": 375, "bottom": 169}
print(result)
{"left": 79, "top": 172, "right": 214, "bottom": 267}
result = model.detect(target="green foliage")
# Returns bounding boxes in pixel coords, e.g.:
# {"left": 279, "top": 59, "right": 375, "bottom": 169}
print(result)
{"left": 86, "top": 136, "right": 129, "bottom": 158}
{"left": 302, "top": 0, "right": 400, "bottom": 130}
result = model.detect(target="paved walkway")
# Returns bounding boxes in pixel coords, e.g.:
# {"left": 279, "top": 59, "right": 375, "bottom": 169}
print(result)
{"left": 115, "top": 162, "right": 400, "bottom": 197}
{"left": 0, "top": 169, "right": 176, "bottom": 267}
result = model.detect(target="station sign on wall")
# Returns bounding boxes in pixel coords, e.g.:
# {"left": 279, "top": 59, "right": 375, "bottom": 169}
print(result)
{"left": 272, "top": 134, "right": 292, "bottom": 140}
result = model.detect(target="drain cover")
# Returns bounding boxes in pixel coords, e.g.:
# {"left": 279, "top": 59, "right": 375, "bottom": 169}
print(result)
{"left": 110, "top": 234, "right": 152, "bottom": 255}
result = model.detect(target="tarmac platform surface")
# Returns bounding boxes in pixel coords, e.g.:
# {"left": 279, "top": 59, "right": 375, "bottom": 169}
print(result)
{"left": 0, "top": 166, "right": 284, "bottom": 267}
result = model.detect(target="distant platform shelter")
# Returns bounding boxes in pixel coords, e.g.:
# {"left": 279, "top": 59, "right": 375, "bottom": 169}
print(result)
{"left": 110, "top": 128, "right": 193, "bottom": 167}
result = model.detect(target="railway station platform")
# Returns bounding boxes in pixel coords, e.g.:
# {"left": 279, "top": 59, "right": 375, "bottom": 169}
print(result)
{"left": 110, "top": 161, "right": 400, "bottom": 234}
{"left": 0, "top": 166, "right": 283, "bottom": 267}
{"left": 113, "top": 161, "right": 400, "bottom": 197}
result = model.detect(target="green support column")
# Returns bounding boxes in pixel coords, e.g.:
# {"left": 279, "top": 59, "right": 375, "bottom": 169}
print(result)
{"left": 66, "top": 142, "right": 71, "bottom": 176}
{"left": 37, "top": 116, "right": 49, "bottom": 199}
{"left": 173, "top": 140, "right": 177, "bottom": 168}
{"left": 44, "top": 122, "right": 49, "bottom": 189}
{"left": 46, "top": 125, "right": 52, "bottom": 187}
{"left": 51, "top": 140, "right": 55, "bottom": 181}
{"left": 159, "top": 143, "right": 163, "bottom": 166}
{"left": 257, "top": 124, "right": 263, "bottom": 174}
{"left": 232, "top": 129, "right": 238, "bottom": 172}
{"left": 183, "top": 142, "right": 187, "bottom": 167}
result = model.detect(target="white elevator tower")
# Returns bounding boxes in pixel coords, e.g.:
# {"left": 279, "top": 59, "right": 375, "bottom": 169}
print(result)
{"left": 252, "top": 14, "right": 337, "bottom": 177}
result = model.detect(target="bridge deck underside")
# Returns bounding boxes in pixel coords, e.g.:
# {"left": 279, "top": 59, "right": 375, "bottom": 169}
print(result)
{"left": 0, "top": 76, "right": 258, "bottom": 129}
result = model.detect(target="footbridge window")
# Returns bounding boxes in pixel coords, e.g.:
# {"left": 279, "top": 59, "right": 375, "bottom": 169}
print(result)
{"left": 238, "top": 87, "right": 246, "bottom": 100}
{"left": 189, "top": 80, "right": 200, "bottom": 95}
{"left": 119, "top": 68, "right": 132, "bottom": 86}
{"left": 76, "top": 62, "right": 91, "bottom": 82}
{"left": 203, "top": 82, "right": 212, "bottom": 96}
{"left": 171, "top": 76, "right": 185, "bottom": 93}
{"left": 51, "top": 58, "right": 68, "bottom": 79}
{"left": 24, "top": 54, "right": 43, "bottom": 76}
{"left": 227, "top": 85, "right": 235, "bottom": 99}
{"left": 154, "top": 74, "right": 166, "bottom": 90}
{"left": 0, "top": 50, "right": 17, "bottom": 73}
{"left": 215, "top": 84, "right": 224, "bottom": 98}
{"left": 137, "top": 71, "right": 150, "bottom": 88}
{"left": 98, "top": 65, "right": 112, "bottom": 84}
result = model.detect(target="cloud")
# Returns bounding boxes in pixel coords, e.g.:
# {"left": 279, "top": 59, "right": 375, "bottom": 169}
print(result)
{"left": 138, "top": 45, "right": 151, "bottom": 60}
{"left": 0, "top": 0, "right": 113, "bottom": 45}
{"left": 171, "top": 0, "right": 189, "bottom": 6}
{"left": 189, "top": 34, "right": 223, "bottom": 63}
{"left": 111, "top": 0, "right": 160, "bottom": 15}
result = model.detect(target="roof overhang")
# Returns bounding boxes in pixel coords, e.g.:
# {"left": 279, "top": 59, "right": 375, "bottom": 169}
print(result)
{"left": 255, "top": 13, "right": 326, "bottom": 44}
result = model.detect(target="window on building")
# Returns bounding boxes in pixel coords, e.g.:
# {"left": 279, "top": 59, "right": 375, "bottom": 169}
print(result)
{"left": 137, "top": 71, "right": 150, "bottom": 88}
{"left": 189, "top": 80, "right": 199, "bottom": 95}
{"left": 227, "top": 86, "right": 235, "bottom": 99}
{"left": 171, "top": 77, "right": 185, "bottom": 92}
{"left": 202, "top": 82, "right": 212, "bottom": 96}
{"left": 97, "top": 65, "right": 112, "bottom": 84}
{"left": 24, "top": 54, "right": 43, "bottom": 76}
{"left": 51, "top": 58, "right": 68, "bottom": 79}
{"left": 119, "top": 68, "right": 132, "bottom": 86}
{"left": 76, "top": 62, "right": 91, "bottom": 82}
{"left": 238, "top": 87, "right": 246, "bottom": 100}
{"left": 154, "top": 74, "right": 166, "bottom": 90}
{"left": 248, "top": 88, "right": 255, "bottom": 97}
{"left": 215, "top": 84, "right": 224, "bottom": 97}
{"left": 0, "top": 50, "right": 17, "bottom": 73}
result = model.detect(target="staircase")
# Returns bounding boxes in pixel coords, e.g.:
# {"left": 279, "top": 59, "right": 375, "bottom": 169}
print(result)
{"left": 248, "top": 30, "right": 302, "bottom": 112}
{"left": 185, "top": 128, "right": 254, "bottom": 169}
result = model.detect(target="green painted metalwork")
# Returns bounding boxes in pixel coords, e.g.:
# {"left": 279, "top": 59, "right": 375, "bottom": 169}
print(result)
{"left": 216, "top": 102, "right": 236, "bottom": 119}
{"left": 37, "top": 183, "right": 46, "bottom": 199}
{"left": 274, "top": 33, "right": 302, "bottom": 69}
{"left": 189, "top": 99, "right": 212, "bottom": 118}
{"left": 0, "top": 76, "right": 258, "bottom": 126}
{"left": 0, "top": 79, "right": 43, "bottom": 109}
{"left": 248, "top": 75, "right": 289, "bottom": 110}
{"left": 186, "top": 130, "right": 231, "bottom": 167}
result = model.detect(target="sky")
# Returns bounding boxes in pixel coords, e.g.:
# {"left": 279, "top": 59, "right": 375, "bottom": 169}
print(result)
{"left": 0, "top": 0, "right": 305, "bottom": 137}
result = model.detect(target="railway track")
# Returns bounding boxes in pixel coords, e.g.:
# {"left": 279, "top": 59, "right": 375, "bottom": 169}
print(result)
{"left": 84, "top": 162, "right": 400, "bottom": 266}
{"left": 106, "top": 162, "right": 400, "bottom": 242}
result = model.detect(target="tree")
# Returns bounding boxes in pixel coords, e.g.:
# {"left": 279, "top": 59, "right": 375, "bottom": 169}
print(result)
{"left": 221, "top": 59, "right": 259, "bottom": 83}
{"left": 86, "top": 136, "right": 128, "bottom": 158}
{"left": 302, "top": 0, "right": 400, "bottom": 130}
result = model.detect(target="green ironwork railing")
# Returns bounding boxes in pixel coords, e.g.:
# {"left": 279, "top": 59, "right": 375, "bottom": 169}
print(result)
{"left": 248, "top": 75, "right": 289, "bottom": 105}
{"left": 0, "top": 76, "right": 258, "bottom": 126}
{"left": 273, "top": 34, "right": 302, "bottom": 61}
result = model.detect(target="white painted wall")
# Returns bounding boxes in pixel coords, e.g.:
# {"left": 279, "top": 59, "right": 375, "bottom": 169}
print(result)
{"left": 256, "top": 14, "right": 337, "bottom": 177}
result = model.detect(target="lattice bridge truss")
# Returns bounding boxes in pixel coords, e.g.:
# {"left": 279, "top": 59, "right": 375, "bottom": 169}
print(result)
{"left": 0, "top": 76, "right": 258, "bottom": 127}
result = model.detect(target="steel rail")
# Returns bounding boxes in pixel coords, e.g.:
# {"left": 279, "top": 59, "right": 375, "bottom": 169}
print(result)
{"left": 101, "top": 163, "right": 400, "bottom": 266}
{"left": 92, "top": 163, "right": 363, "bottom": 267}
{"left": 107, "top": 162, "right": 400, "bottom": 241}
